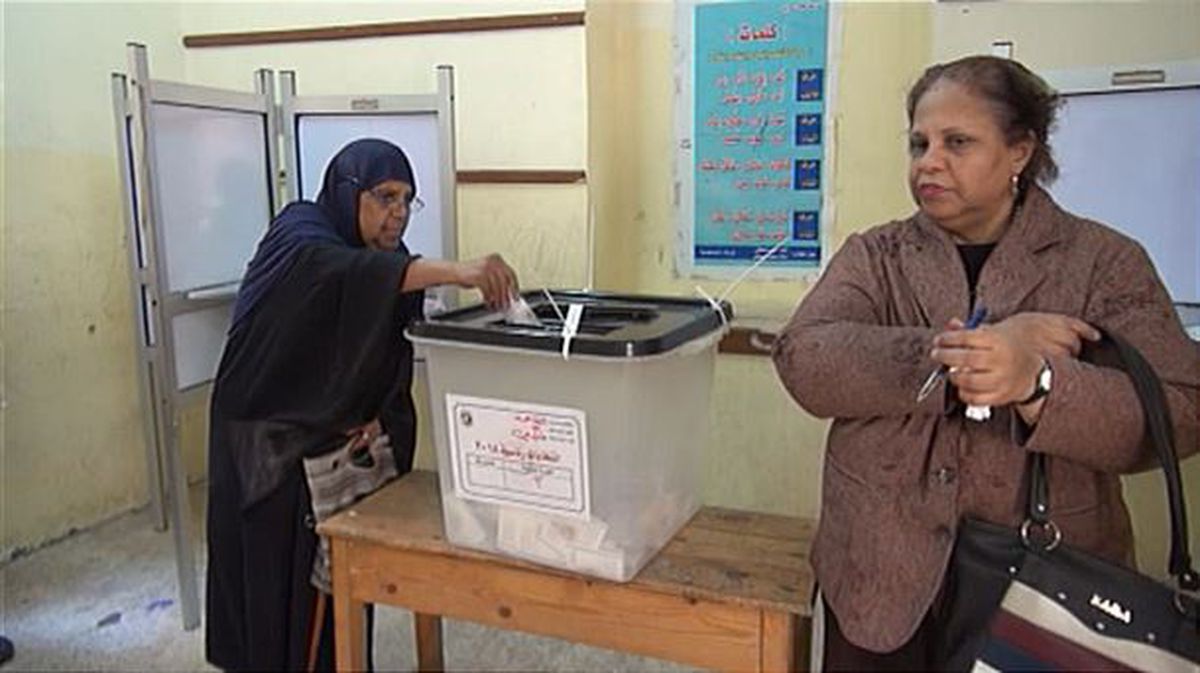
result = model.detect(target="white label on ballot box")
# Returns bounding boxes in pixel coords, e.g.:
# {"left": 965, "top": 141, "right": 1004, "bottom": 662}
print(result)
{"left": 446, "top": 394, "right": 590, "bottom": 519}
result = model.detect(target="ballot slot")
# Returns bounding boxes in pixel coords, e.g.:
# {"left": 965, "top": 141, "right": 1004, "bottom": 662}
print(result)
{"left": 497, "top": 303, "right": 658, "bottom": 336}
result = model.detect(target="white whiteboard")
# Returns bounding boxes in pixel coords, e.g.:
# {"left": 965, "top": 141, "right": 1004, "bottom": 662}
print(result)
{"left": 171, "top": 304, "right": 232, "bottom": 390}
{"left": 1047, "top": 86, "right": 1200, "bottom": 303}
{"left": 297, "top": 114, "right": 445, "bottom": 261}
{"left": 150, "top": 103, "right": 272, "bottom": 293}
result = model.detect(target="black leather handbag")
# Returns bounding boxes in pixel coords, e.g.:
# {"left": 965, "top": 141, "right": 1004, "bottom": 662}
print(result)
{"left": 936, "top": 332, "right": 1199, "bottom": 671}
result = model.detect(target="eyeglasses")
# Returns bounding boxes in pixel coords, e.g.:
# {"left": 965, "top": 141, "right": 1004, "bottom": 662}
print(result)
{"left": 367, "top": 187, "right": 425, "bottom": 214}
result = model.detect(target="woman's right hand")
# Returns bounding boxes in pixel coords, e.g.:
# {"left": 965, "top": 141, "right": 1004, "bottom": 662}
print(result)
{"left": 455, "top": 254, "right": 518, "bottom": 308}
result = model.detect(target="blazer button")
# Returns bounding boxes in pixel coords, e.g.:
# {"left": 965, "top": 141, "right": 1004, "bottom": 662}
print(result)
{"left": 934, "top": 466, "right": 957, "bottom": 485}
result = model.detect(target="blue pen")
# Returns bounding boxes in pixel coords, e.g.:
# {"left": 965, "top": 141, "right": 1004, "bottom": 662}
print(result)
{"left": 916, "top": 305, "right": 988, "bottom": 402}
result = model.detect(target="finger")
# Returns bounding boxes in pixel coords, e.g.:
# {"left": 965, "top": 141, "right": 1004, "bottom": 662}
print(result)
{"left": 1062, "top": 338, "right": 1082, "bottom": 357}
{"left": 958, "top": 390, "right": 1003, "bottom": 407}
{"left": 945, "top": 317, "right": 965, "bottom": 330}
{"left": 500, "top": 269, "right": 517, "bottom": 304}
{"left": 492, "top": 272, "right": 512, "bottom": 307}
{"left": 486, "top": 281, "right": 503, "bottom": 308}
{"left": 930, "top": 347, "right": 992, "bottom": 370}
{"left": 1045, "top": 314, "right": 1099, "bottom": 342}
{"left": 951, "top": 370, "right": 1007, "bottom": 402}
{"left": 1051, "top": 328, "right": 1091, "bottom": 357}
{"left": 494, "top": 280, "right": 510, "bottom": 307}
{"left": 1037, "top": 333, "right": 1077, "bottom": 358}
{"left": 933, "top": 329, "right": 994, "bottom": 350}
{"left": 1068, "top": 317, "right": 1101, "bottom": 341}
{"left": 948, "top": 368, "right": 1007, "bottom": 394}
{"left": 354, "top": 431, "right": 372, "bottom": 450}
{"left": 479, "top": 276, "right": 497, "bottom": 307}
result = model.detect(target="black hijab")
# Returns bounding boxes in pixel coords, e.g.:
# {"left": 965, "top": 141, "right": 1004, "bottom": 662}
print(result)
{"left": 230, "top": 138, "right": 416, "bottom": 331}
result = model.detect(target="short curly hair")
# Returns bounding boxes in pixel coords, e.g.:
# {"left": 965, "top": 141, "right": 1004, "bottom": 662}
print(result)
{"left": 907, "top": 55, "right": 1062, "bottom": 193}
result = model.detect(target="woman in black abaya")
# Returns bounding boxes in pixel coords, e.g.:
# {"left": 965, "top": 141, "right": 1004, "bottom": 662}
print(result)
{"left": 205, "top": 138, "right": 517, "bottom": 671}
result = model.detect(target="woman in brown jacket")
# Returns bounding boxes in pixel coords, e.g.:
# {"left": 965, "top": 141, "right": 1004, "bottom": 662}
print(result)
{"left": 773, "top": 55, "right": 1199, "bottom": 670}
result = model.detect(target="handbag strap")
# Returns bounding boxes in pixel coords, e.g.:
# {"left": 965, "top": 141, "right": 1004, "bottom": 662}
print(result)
{"left": 1026, "top": 330, "right": 1198, "bottom": 592}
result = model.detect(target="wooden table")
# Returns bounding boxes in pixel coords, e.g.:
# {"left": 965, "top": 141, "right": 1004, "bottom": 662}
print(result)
{"left": 318, "top": 471, "right": 816, "bottom": 672}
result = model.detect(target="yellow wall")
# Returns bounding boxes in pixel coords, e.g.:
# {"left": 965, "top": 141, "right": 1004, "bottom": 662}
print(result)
{"left": 2, "top": 2, "right": 185, "bottom": 558}
{"left": 1, "top": 0, "right": 587, "bottom": 558}
{"left": 931, "top": 0, "right": 1200, "bottom": 583}
{"left": 933, "top": 0, "right": 1200, "bottom": 68}
{"left": 587, "top": 0, "right": 932, "bottom": 517}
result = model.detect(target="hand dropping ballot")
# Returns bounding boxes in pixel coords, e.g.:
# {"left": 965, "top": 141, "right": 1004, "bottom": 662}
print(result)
{"left": 504, "top": 292, "right": 543, "bottom": 327}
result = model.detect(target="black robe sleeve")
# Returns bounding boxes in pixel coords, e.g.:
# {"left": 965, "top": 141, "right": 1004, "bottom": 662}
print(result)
{"left": 379, "top": 288, "right": 424, "bottom": 475}
{"left": 210, "top": 242, "right": 423, "bottom": 509}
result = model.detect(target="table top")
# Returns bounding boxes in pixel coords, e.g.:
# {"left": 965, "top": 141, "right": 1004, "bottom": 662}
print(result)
{"left": 319, "top": 470, "right": 815, "bottom": 615}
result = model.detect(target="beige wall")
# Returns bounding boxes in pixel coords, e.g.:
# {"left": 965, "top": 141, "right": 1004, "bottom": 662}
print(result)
{"left": 933, "top": 0, "right": 1200, "bottom": 68}
{"left": 2, "top": 2, "right": 185, "bottom": 559}
{"left": 1, "top": 0, "right": 587, "bottom": 559}
{"left": 587, "top": 0, "right": 932, "bottom": 517}
{"left": 931, "top": 0, "right": 1200, "bottom": 584}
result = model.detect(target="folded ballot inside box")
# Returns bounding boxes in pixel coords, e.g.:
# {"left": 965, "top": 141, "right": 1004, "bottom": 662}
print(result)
{"left": 407, "top": 290, "right": 732, "bottom": 582}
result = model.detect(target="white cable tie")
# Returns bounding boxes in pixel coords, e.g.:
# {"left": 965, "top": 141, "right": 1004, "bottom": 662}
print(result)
{"left": 717, "top": 237, "right": 789, "bottom": 304}
{"left": 561, "top": 303, "right": 584, "bottom": 361}
{"left": 542, "top": 288, "right": 566, "bottom": 322}
{"left": 694, "top": 285, "right": 728, "bottom": 328}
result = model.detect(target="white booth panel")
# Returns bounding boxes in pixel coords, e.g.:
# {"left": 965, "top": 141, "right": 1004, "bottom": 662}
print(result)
{"left": 151, "top": 103, "right": 272, "bottom": 293}
{"left": 171, "top": 304, "right": 232, "bottom": 391}
{"left": 296, "top": 114, "right": 445, "bottom": 261}
{"left": 1048, "top": 87, "right": 1200, "bottom": 303}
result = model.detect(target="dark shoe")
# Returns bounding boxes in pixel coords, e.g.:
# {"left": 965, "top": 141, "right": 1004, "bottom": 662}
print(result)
{"left": 0, "top": 635, "right": 13, "bottom": 667}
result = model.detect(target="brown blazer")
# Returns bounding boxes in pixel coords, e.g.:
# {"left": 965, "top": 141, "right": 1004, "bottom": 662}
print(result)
{"left": 773, "top": 187, "right": 1199, "bottom": 652}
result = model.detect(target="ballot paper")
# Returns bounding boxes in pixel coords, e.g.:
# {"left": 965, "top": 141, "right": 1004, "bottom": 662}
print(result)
{"left": 497, "top": 508, "right": 609, "bottom": 566}
{"left": 443, "top": 494, "right": 489, "bottom": 545}
{"left": 965, "top": 404, "right": 992, "bottom": 422}
{"left": 504, "top": 293, "right": 543, "bottom": 327}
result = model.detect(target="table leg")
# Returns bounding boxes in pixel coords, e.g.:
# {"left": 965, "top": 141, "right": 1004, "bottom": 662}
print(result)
{"left": 793, "top": 616, "right": 812, "bottom": 672}
{"left": 414, "top": 612, "right": 444, "bottom": 671}
{"left": 761, "top": 610, "right": 796, "bottom": 672}
{"left": 332, "top": 538, "right": 367, "bottom": 672}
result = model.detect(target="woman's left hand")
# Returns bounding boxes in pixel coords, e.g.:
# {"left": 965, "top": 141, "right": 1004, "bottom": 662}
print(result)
{"left": 346, "top": 418, "right": 383, "bottom": 450}
{"left": 931, "top": 325, "right": 1044, "bottom": 408}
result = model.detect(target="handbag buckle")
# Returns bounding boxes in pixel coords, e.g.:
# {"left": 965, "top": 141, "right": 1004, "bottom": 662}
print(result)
{"left": 1020, "top": 518, "right": 1061, "bottom": 552}
{"left": 1175, "top": 569, "right": 1200, "bottom": 617}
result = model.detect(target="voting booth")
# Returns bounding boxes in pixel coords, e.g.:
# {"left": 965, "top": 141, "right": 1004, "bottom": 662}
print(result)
{"left": 1043, "top": 60, "right": 1200, "bottom": 308}
{"left": 111, "top": 43, "right": 458, "bottom": 628}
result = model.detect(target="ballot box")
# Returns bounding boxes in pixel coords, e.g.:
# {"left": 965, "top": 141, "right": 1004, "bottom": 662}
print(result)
{"left": 407, "top": 290, "right": 732, "bottom": 581}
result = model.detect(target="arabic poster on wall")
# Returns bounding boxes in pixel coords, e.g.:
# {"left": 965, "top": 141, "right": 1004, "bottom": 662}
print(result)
{"left": 676, "top": 0, "right": 831, "bottom": 278}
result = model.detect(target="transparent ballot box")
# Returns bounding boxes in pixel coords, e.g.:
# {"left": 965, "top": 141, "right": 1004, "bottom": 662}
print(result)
{"left": 407, "top": 290, "right": 732, "bottom": 581}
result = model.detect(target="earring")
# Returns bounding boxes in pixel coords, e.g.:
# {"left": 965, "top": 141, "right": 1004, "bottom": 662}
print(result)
{"left": 1011, "top": 174, "right": 1020, "bottom": 196}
